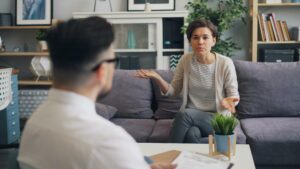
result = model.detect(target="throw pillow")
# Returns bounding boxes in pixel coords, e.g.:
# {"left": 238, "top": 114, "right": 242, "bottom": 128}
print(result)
{"left": 98, "top": 70, "right": 154, "bottom": 119}
{"left": 95, "top": 102, "right": 118, "bottom": 120}
{"left": 152, "top": 70, "right": 182, "bottom": 119}
{"left": 234, "top": 60, "right": 300, "bottom": 118}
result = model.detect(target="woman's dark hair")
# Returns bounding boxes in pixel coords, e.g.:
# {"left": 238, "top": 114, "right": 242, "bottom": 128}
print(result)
{"left": 186, "top": 19, "right": 218, "bottom": 42}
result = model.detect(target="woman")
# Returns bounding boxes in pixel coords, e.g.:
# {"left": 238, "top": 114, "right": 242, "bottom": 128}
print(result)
{"left": 136, "top": 19, "right": 239, "bottom": 143}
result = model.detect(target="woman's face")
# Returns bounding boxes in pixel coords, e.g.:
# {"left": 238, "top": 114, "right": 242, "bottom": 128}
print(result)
{"left": 190, "top": 27, "right": 216, "bottom": 57}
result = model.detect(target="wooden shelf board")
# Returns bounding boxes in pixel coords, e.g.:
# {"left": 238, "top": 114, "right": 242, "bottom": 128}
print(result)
{"left": 0, "top": 52, "right": 49, "bottom": 56}
{"left": 162, "top": 49, "right": 184, "bottom": 52}
{"left": 19, "top": 80, "right": 52, "bottom": 86}
{"left": 115, "top": 49, "right": 156, "bottom": 52}
{"left": 258, "top": 41, "right": 300, "bottom": 44}
{"left": 0, "top": 26, "right": 51, "bottom": 30}
{"left": 258, "top": 3, "right": 300, "bottom": 7}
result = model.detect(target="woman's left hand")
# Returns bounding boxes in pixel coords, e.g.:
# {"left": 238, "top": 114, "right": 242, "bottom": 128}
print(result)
{"left": 221, "top": 97, "right": 240, "bottom": 113}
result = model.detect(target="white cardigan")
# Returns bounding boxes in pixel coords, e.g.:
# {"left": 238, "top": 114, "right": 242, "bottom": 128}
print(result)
{"left": 165, "top": 52, "right": 239, "bottom": 115}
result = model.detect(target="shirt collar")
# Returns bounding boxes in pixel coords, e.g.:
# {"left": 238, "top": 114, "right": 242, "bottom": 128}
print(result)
{"left": 48, "top": 88, "right": 96, "bottom": 115}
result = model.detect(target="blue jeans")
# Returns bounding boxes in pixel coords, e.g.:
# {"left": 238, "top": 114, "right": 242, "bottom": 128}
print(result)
{"left": 168, "top": 108, "right": 214, "bottom": 143}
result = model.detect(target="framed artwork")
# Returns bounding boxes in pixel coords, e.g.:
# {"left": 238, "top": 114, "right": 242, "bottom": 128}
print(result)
{"left": 128, "top": 0, "right": 175, "bottom": 11}
{"left": 16, "top": 0, "right": 52, "bottom": 25}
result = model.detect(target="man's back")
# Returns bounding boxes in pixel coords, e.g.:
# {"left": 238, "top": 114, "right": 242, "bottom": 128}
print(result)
{"left": 18, "top": 89, "right": 150, "bottom": 169}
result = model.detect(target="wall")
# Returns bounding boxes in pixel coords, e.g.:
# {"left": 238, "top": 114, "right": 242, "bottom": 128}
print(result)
{"left": 4, "top": 0, "right": 296, "bottom": 60}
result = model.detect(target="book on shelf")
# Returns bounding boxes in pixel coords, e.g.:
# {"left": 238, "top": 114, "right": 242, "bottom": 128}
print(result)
{"left": 276, "top": 20, "right": 284, "bottom": 41}
{"left": 268, "top": 14, "right": 279, "bottom": 41}
{"left": 269, "top": 13, "right": 282, "bottom": 41}
{"left": 282, "top": 21, "right": 291, "bottom": 41}
{"left": 266, "top": 19, "right": 275, "bottom": 41}
{"left": 280, "top": 21, "right": 288, "bottom": 41}
{"left": 261, "top": 13, "right": 270, "bottom": 41}
{"left": 258, "top": 14, "right": 266, "bottom": 41}
{"left": 260, "top": 0, "right": 282, "bottom": 3}
{"left": 258, "top": 12, "right": 292, "bottom": 42}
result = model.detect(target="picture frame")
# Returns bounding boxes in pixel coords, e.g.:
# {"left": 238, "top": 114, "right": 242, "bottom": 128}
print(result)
{"left": 127, "top": 0, "right": 175, "bottom": 11}
{"left": 16, "top": 0, "right": 52, "bottom": 26}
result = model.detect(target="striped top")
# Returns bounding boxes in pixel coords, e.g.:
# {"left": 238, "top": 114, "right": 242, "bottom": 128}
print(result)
{"left": 165, "top": 52, "right": 239, "bottom": 115}
{"left": 187, "top": 56, "right": 216, "bottom": 112}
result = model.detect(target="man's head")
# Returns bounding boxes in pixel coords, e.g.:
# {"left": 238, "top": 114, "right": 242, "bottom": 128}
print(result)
{"left": 46, "top": 16, "right": 115, "bottom": 95}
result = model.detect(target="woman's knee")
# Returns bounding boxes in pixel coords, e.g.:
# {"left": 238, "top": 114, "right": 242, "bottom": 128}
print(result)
{"left": 185, "top": 126, "right": 202, "bottom": 143}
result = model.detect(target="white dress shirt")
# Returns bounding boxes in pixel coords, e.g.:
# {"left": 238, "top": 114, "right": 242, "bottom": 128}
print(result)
{"left": 18, "top": 89, "right": 150, "bottom": 169}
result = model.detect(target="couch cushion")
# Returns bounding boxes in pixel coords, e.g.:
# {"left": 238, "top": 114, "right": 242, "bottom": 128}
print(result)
{"left": 111, "top": 118, "right": 155, "bottom": 142}
{"left": 234, "top": 60, "right": 300, "bottom": 118}
{"left": 235, "top": 122, "right": 247, "bottom": 144}
{"left": 95, "top": 103, "right": 117, "bottom": 120}
{"left": 240, "top": 118, "right": 300, "bottom": 165}
{"left": 152, "top": 70, "right": 182, "bottom": 119}
{"left": 148, "top": 119, "right": 173, "bottom": 142}
{"left": 98, "top": 70, "right": 153, "bottom": 119}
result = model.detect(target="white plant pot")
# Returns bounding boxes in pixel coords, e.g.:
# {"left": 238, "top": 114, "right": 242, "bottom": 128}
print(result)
{"left": 37, "top": 41, "right": 48, "bottom": 52}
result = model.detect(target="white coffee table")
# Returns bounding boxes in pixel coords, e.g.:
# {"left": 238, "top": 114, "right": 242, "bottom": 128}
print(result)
{"left": 139, "top": 143, "right": 256, "bottom": 169}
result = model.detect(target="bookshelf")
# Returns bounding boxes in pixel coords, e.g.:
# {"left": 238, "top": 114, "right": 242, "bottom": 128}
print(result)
{"left": 73, "top": 11, "right": 189, "bottom": 69}
{"left": 250, "top": 0, "right": 300, "bottom": 62}
{"left": 19, "top": 80, "right": 52, "bottom": 86}
{"left": 0, "top": 26, "right": 51, "bottom": 86}
{"left": 0, "top": 52, "right": 49, "bottom": 56}
{"left": 0, "top": 26, "right": 51, "bottom": 30}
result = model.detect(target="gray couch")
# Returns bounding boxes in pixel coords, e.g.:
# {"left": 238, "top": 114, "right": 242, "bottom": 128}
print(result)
{"left": 234, "top": 60, "right": 300, "bottom": 169}
{"left": 97, "top": 70, "right": 182, "bottom": 143}
{"left": 97, "top": 61, "right": 300, "bottom": 169}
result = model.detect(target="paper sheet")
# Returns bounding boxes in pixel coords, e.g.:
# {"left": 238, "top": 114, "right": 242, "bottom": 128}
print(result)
{"left": 172, "top": 151, "right": 233, "bottom": 169}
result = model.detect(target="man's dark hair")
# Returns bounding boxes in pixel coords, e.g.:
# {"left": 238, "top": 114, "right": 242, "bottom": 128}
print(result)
{"left": 46, "top": 16, "right": 114, "bottom": 87}
{"left": 186, "top": 19, "right": 218, "bottom": 42}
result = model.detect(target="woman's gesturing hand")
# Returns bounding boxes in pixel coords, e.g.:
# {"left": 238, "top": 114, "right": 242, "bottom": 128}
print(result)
{"left": 221, "top": 97, "right": 240, "bottom": 113}
{"left": 136, "top": 69, "right": 160, "bottom": 79}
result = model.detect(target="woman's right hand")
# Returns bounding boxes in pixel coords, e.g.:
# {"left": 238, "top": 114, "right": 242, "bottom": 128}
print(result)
{"left": 136, "top": 69, "right": 160, "bottom": 80}
{"left": 136, "top": 69, "right": 170, "bottom": 94}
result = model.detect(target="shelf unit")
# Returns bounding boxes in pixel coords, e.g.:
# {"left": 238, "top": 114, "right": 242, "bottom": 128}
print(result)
{"left": 73, "top": 11, "right": 189, "bottom": 69}
{"left": 0, "top": 52, "right": 49, "bottom": 56}
{"left": 258, "top": 3, "right": 300, "bottom": 6}
{"left": 19, "top": 80, "right": 52, "bottom": 86}
{"left": 0, "top": 26, "right": 51, "bottom": 30}
{"left": 250, "top": 1, "right": 300, "bottom": 62}
{"left": 0, "top": 26, "right": 51, "bottom": 86}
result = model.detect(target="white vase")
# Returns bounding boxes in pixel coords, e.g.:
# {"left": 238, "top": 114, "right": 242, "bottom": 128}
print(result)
{"left": 37, "top": 41, "right": 48, "bottom": 52}
{"left": 144, "top": 2, "right": 151, "bottom": 12}
{"left": 29, "top": 56, "right": 52, "bottom": 81}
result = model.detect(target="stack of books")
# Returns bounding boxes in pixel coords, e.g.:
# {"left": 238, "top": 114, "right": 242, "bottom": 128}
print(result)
{"left": 258, "top": 12, "right": 291, "bottom": 42}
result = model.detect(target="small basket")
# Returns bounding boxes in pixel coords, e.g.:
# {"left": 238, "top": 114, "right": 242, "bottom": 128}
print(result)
{"left": 0, "top": 68, "right": 12, "bottom": 110}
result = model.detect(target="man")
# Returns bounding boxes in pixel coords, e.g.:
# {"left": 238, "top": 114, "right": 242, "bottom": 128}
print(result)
{"left": 18, "top": 16, "right": 175, "bottom": 169}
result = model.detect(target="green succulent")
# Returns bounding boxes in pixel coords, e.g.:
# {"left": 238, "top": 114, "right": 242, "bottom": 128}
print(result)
{"left": 184, "top": 0, "right": 248, "bottom": 57}
{"left": 211, "top": 113, "right": 238, "bottom": 135}
{"left": 36, "top": 29, "right": 48, "bottom": 41}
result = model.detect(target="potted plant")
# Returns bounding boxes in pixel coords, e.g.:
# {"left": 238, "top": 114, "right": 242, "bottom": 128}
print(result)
{"left": 36, "top": 29, "right": 48, "bottom": 52}
{"left": 184, "top": 0, "right": 247, "bottom": 57}
{"left": 211, "top": 113, "right": 238, "bottom": 154}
